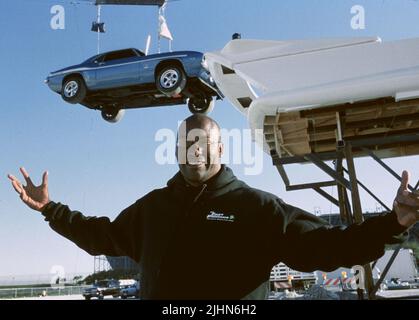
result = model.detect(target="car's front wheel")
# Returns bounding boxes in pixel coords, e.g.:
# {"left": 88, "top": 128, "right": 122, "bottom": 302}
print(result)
{"left": 101, "top": 107, "right": 125, "bottom": 123}
{"left": 61, "top": 76, "right": 87, "bottom": 104}
{"left": 187, "top": 95, "right": 215, "bottom": 114}
{"left": 156, "top": 65, "right": 186, "bottom": 97}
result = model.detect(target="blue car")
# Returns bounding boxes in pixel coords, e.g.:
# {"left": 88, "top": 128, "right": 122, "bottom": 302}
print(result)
{"left": 45, "top": 48, "right": 223, "bottom": 122}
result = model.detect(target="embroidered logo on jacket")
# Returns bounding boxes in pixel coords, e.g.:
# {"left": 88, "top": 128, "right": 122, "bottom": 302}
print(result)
{"left": 206, "top": 211, "right": 235, "bottom": 222}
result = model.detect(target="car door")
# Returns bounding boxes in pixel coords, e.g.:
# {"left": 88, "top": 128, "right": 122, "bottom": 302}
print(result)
{"left": 94, "top": 49, "right": 141, "bottom": 89}
{"left": 135, "top": 50, "right": 159, "bottom": 85}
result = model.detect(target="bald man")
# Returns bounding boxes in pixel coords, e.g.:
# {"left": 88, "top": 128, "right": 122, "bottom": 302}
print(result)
{"left": 8, "top": 115, "right": 419, "bottom": 299}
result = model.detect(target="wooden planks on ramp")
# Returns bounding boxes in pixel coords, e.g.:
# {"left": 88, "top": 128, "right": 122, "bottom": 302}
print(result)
{"left": 264, "top": 97, "right": 419, "bottom": 160}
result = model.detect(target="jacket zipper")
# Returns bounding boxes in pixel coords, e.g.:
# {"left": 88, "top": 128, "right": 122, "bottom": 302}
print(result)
{"left": 193, "top": 184, "right": 207, "bottom": 203}
{"left": 156, "top": 183, "right": 207, "bottom": 288}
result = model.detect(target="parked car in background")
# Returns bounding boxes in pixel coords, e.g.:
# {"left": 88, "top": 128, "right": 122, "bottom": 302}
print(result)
{"left": 382, "top": 278, "right": 412, "bottom": 290}
{"left": 82, "top": 279, "right": 120, "bottom": 300}
{"left": 45, "top": 48, "right": 223, "bottom": 122}
{"left": 119, "top": 279, "right": 140, "bottom": 299}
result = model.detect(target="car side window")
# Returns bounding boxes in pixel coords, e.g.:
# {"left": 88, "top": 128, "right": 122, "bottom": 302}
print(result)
{"left": 103, "top": 49, "right": 137, "bottom": 62}
{"left": 134, "top": 49, "right": 145, "bottom": 57}
{"left": 93, "top": 54, "right": 105, "bottom": 64}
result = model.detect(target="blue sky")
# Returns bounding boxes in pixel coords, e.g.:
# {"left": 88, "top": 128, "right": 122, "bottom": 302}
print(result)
{"left": 1, "top": 0, "right": 418, "bottom": 279}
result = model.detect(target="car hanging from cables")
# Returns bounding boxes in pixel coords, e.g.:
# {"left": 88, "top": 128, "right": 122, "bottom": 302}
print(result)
{"left": 45, "top": 48, "right": 222, "bottom": 122}
{"left": 44, "top": 0, "right": 222, "bottom": 122}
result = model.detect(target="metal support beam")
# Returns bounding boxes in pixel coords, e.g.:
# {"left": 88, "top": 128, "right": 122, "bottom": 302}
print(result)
{"left": 341, "top": 167, "right": 391, "bottom": 212}
{"left": 369, "top": 245, "right": 402, "bottom": 299}
{"left": 336, "top": 182, "right": 348, "bottom": 224}
{"left": 334, "top": 141, "right": 353, "bottom": 225}
{"left": 275, "top": 164, "right": 290, "bottom": 187}
{"left": 345, "top": 144, "right": 363, "bottom": 222}
{"left": 286, "top": 181, "right": 337, "bottom": 191}
{"left": 351, "top": 133, "right": 419, "bottom": 148}
{"left": 362, "top": 147, "right": 416, "bottom": 192}
{"left": 335, "top": 141, "right": 353, "bottom": 228}
{"left": 304, "top": 153, "right": 352, "bottom": 190}
{"left": 313, "top": 187, "right": 340, "bottom": 207}
{"left": 344, "top": 143, "right": 375, "bottom": 298}
{"left": 369, "top": 180, "right": 418, "bottom": 299}
{"left": 343, "top": 188, "right": 354, "bottom": 225}
{"left": 274, "top": 151, "right": 340, "bottom": 165}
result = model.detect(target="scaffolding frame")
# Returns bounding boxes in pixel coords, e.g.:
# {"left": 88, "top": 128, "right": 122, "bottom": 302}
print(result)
{"left": 269, "top": 115, "right": 419, "bottom": 299}
{"left": 94, "top": 255, "right": 112, "bottom": 274}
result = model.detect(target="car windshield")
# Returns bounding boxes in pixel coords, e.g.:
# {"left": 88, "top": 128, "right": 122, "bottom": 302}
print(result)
{"left": 82, "top": 49, "right": 143, "bottom": 64}
{"left": 95, "top": 280, "right": 119, "bottom": 287}
{"left": 83, "top": 55, "right": 100, "bottom": 64}
{"left": 134, "top": 49, "right": 145, "bottom": 57}
{"left": 95, "top": 280, "right": 109, "bottom": 287}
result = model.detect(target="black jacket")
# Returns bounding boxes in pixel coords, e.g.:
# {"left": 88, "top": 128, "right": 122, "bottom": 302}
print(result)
{"left": 42, "top": 165, "right": 406, "bottom": 299}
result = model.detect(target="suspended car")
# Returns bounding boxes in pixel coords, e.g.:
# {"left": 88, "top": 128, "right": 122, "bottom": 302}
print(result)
{"left": 45, "top": 48, "right": 223, "bottom": 122}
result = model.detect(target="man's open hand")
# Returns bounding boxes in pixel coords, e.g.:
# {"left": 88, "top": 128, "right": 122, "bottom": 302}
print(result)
{"left": 7, "top": 167, "right": 49, "bottom": 212}
{"left": 394, "top": 170, "right": 419, "bottom": 228}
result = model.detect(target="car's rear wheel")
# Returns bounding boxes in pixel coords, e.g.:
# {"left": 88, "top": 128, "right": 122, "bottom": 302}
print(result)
{"left": 187, "top": 95, "right": 215, "bottom": 114}
{"left": 61, "top": 76, "right": 87, "bottom": 104}
{"left": 101, "top": 107, "right": 125, "bottom": 123}
{"left": 156, "top": 65, "right": 186, "bottom": 97}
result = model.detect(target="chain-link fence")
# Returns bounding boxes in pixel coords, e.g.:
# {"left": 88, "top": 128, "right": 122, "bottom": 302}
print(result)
{"left": 0, "top": 285, "right": 90, "bottom": 299}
